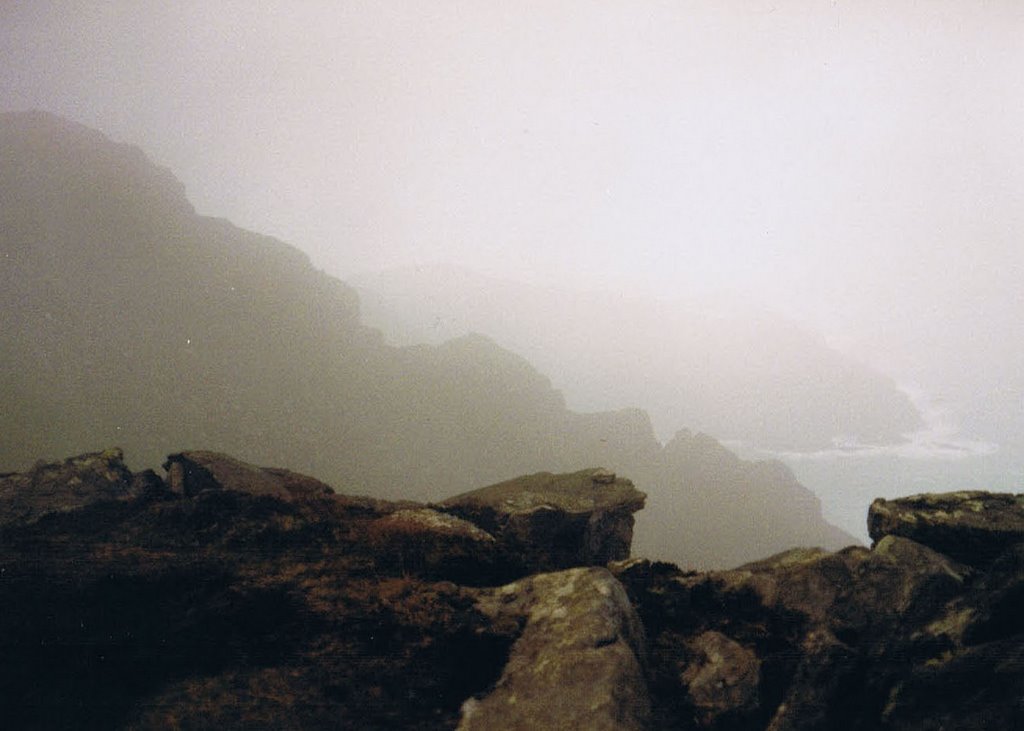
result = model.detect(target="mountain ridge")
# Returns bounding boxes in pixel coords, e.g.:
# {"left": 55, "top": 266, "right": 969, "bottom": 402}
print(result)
{"left": 352, "top": 263, "right": 924, "bottom": 451}
{"left": 0, "top": 110, "right": 853, "bottom": 566}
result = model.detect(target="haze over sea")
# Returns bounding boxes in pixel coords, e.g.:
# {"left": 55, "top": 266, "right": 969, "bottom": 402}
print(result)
{"left": 748, "top": 384, "right": 1010, "bottom": 542}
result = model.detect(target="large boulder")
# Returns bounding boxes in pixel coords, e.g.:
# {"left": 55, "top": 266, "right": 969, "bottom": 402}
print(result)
{"left": 440, "top": 468, "right": 646, "bottom": 574}
{"left": 868, "top": 491, "right": 1024, "bottom": 566}
{"left": 459, "top": 567, "right": 650, "bottom": 730}
{"left": 874, "top": 539, "right": 1024, "bottom": 730}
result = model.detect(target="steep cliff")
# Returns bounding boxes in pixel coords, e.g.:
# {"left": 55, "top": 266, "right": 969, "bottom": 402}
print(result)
{"left": 0, "top": 111, "right": 851, "bottom": 566}
{"left": 353, "top": 264, "right": 923, "bottom": 451}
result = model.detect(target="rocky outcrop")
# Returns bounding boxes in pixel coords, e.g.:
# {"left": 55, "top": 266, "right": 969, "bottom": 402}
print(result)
{"left": 459, "top": 567, "right": 650, "bottom": 730}
{"left": 162, "top": 450, "right": 335, "bottom": 501}
{"left": 0, "top": 449, "right": 647, "bottom": 729}
{"left": 4, "top": 447, "right": 1024, "bottom": 729}
{"left": 869, "top": 490, "right": 1024, "bottom": 566}
{"left": 0, "top": 448, "right": 161, "bottom": 526}
{"left": 615, "top": 494, "right": 1023, "bottom": 730}
{"left": 440, "top": 468, "right": 646, "bottom": 574}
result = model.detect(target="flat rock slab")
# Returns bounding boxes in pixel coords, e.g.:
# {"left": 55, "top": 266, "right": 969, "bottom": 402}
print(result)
{"left": 869, "top": 491, "right": 1024, "bottom": 566}
{"left": 440, "top": 468, "right": 646, "bottom": 573}
{"left": 443, "top": 468, "right": 644, "bottom": 515}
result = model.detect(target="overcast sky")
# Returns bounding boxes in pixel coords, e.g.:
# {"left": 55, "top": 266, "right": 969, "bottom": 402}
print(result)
{"left": 3, "top": 1, "right": 1023, "bottom": 412}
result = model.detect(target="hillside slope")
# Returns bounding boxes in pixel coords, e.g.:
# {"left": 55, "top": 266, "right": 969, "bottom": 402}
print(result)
{"left": 0, "top": 111, "right": 853, "bottom": 565}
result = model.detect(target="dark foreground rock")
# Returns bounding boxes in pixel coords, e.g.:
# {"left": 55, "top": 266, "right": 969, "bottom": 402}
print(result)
{"left": 162, "top": 450, "right": 336, "bottom": 501}
{"left": 0, "top": 450, "right": 646, "bottom": 729}
{"left": 2, "top": 448, "right": 1023, "bottom": 729}
{"left": 869, "top": 490, "right": 1024, "bottom": 566}
{"left": 615, "top": 520, "right": 1024, "bottom": 729}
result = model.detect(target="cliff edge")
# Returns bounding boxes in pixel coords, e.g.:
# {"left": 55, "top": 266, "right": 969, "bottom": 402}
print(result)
{"left": 2, "top": 449, "right": 1022, "bottom": 729}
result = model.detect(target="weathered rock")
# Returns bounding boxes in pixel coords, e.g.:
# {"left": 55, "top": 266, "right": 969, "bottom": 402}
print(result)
{"left": 681, "top": 630, "right": 761, "bottom": 727}
{"left": 440, "top": 468, "right": 646, "bottom": 574}
{"left": 459, "top": 567, "right": 650, "bottom": 731}
{"left": 162, "top": 450, "right": 334, "bottom": 501}
{"left": 0, "top": 450, "right": 517, "bottom": 730}
{"left": 869, "top": 491, "right": 1024, "bottom": 566}
{"left": 0, "top": 447, "right": 146, "bottom": 525}
{"left": 130, "top": 468, "right": 171, "bottom": 499}
{"left": 877, "top": 635, "right": 1024, "bottom": 730}
{"left": 962, "top": 542, "right": 1024, "bottom": 645}
{"left": 0, "top": 450, "right": 659, "bottom": 729}
{"left": 365, "top": 508, "right": 502, "bottom": 583}
{"left": 762, "top": 628, "right": 857, "bottom": 731}
{"left": 9, "top": 446, "right": 1024, "bottom": 730}
{"left": 614, "top": 535, "right": 973, "bottom": 730}
{"left": 877, "top": 542, "right": 1024, "bottom": 729}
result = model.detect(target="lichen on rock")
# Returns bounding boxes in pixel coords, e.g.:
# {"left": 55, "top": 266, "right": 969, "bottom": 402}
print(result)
{"left": 440, "top": 468, "right": 646, "bottom": 574}
{"left": 459, "top": 567, "right": 650, "bottom": 730}
{"left": 869, "top": 491, "right": 1024, "bottom": 566}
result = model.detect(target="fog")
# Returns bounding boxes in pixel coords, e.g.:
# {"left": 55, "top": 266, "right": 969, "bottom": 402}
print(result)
{"left": 3, "top": 2, "right": 1024, "bottom": 536}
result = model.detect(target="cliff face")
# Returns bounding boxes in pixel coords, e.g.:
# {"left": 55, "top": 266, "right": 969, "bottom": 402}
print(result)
{"left": 630, "top": 430, "right": 853, "bottom": 568}
{"left": 0, "top": 111, "right": 852, "bottom": 567}
{"left": 0, "top": 110, "right": 643, "bottom": 496}
{"left": 2, "top": 449, "right": 1022, "bottom": 730}
{"left": 352, "top": 264, "right": 923, "bottom": 452}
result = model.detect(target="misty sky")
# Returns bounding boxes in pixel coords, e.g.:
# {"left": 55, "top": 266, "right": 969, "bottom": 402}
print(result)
{"left": 2, "top": 1, "right": 1023, "bottom": 417}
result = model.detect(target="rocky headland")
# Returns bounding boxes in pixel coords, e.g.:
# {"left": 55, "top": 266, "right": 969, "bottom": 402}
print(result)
{"left": 2, "top": 449, "right": 1022, "bottom": 729}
